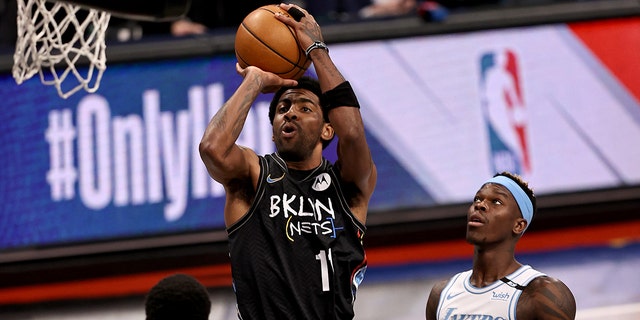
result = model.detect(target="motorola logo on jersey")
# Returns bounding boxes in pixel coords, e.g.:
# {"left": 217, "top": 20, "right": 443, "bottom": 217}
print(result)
{"left": 479, "top": 49, "right": 532, "bottom": 177}
{"left": 312, "top": 173, "right": 331, "bottom": 191}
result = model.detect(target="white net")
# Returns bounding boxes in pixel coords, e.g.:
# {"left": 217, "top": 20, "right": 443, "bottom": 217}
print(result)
{"left": 12, "top": 0, "right": 111, "bottom": 99}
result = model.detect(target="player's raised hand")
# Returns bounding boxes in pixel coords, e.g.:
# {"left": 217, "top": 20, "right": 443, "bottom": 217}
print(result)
{"left": 235, "top": 63, "right": 297, "bottom": 93}
{"left": 275, "top": 3, "right": 323, "bottom": 50}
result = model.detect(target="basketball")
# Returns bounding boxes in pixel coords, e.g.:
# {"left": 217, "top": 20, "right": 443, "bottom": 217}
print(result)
{"left": 235, "top": 5, "right": 311, "bottom": 80}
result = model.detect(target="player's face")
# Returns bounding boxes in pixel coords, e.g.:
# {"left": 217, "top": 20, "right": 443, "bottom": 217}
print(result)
{"left": 466, "top": 183, "right": 521, "bottom": 245}
{"left": 272, "top": 88, "right": 325, "bottom": 161}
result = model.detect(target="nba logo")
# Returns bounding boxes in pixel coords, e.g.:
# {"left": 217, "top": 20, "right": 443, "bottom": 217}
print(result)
{"left": 479, "top": 49, "right": 531, "bottom": 176}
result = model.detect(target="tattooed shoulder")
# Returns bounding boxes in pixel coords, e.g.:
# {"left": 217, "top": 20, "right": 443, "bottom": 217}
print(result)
{"left": 518, "top": 276, "right": 576, "bottom": 320}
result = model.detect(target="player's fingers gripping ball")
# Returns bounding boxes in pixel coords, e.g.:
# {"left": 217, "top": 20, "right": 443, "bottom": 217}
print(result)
{"left": 235, "top": 4, "right": 311, "bottom": 80}
{"left": 287, "top": 6, "right": 305, "bottom": 21}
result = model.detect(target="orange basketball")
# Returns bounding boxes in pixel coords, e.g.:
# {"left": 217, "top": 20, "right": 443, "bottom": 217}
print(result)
{"left": 235, "top": 5, "right": 311, "bottom": 80}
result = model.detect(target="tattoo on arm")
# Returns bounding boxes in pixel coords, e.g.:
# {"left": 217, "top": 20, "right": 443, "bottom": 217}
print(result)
{"left": 223, "top": 76, "right": 261, "bottom": 139}
{"left": 530, "top": 278, "right": 576, "bottom": 320}
{"left": 232, "top": 94, "right": 255, "bottom": 137}
{"left": 304, "top": 20, "right": 322, "bottom": 42}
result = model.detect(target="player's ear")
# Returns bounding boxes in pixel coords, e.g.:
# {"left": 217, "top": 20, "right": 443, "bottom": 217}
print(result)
{"left": 513, "top": 218, "right": 527, "bottom": 236}
{"left": 321, "top": 123, "right": 334, "bottom": 141}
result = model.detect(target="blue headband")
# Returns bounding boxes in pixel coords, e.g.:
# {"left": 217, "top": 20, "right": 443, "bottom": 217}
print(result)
{"left": 485, "top": 175, "right": 534, "bottom": 231}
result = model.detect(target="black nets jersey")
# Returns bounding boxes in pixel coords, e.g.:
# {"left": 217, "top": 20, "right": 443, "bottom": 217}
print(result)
{"left": 227, "top": 153, "right": 367, "bottom": 320}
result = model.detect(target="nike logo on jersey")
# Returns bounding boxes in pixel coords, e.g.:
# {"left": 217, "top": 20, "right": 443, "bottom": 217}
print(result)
{"left": 266, "top": 173, "right": 285, "bottom": 183}
{"left": 446, "top": 291, "right": 464, "bottom": 300}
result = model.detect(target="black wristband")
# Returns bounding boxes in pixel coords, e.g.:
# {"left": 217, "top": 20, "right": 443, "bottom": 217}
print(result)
{"left": 322, "top": 81, "right": 360, "bottom": 111}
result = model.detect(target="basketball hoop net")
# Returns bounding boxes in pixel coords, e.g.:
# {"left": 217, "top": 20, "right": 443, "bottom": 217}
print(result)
{"left": 12, "top": 0, "right": 111, "bottom": 99}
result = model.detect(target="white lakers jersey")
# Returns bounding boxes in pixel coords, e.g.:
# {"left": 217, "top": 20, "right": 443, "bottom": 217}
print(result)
{"left": 437, "top": 265, "right": 546, "bottom": 320}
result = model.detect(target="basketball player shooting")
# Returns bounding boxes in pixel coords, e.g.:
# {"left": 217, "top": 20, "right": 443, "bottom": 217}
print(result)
{"left": 199, "top": 3, "right": 377, "bottom": 319}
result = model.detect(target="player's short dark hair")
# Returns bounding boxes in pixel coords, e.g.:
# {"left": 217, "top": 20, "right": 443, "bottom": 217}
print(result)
{"left": 269, "top": 76, "right": 333, "bottom": 149}
{"left": 269, "top": 76, "right": 327, "bottom": 122}
{"left": 494, "top": 171, "right": 537, "bottom": 215}
{"left": 145, "top": 273, "right": 211, "bottom": 320}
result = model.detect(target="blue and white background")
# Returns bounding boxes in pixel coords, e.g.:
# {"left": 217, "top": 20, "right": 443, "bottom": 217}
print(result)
{"left": 1, "top": 22, "right": 639, "bottom": 253}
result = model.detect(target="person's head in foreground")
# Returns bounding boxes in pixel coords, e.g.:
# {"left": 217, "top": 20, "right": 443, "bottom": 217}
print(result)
{"left": 145, "top": 273, "right": 211, "bottom": 320}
